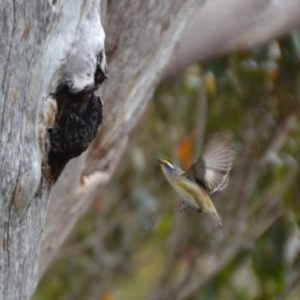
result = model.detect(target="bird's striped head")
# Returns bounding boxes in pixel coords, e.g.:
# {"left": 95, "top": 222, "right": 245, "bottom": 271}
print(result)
{"left": 157, "top": 158, "right": 176, "bottom": 170}
{"left": 157, "top": 158, "right": 182, "bottom": 185}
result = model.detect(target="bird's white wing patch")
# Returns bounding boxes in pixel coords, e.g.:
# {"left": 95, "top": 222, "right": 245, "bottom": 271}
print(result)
{"left": 202, "top": 137, "right": 233, "bottom": 193}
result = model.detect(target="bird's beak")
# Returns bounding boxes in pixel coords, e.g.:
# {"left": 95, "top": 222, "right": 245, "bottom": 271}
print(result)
{"left": 157, "top": 158, "right": 163, "bottom": 164}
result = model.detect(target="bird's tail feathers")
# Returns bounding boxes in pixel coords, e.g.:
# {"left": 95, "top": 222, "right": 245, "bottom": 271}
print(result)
{"left": 205, "top": 205, "right": 223, "bottom": 227}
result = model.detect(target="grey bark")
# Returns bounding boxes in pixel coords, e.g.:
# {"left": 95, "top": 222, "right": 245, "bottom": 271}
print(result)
{"left": 164, "top": 0, "right": 300, "bottom": 77}
{"left": 0, "top": 0, "right": 106, "bottom": 299}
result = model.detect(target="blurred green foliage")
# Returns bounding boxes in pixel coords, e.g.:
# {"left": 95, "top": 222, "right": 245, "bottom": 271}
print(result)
{"left": 34, "top": 32, "right": 300, "bottom": 300}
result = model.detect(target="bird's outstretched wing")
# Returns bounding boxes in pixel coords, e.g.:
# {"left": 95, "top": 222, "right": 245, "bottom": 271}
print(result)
{"left": 183, "top": 136, "right": 233, "bottom": 194}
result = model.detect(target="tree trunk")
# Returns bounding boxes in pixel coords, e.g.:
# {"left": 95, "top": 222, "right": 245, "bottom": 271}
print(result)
{"left": 0, "top": 0, "right": 106, "bottom": 298}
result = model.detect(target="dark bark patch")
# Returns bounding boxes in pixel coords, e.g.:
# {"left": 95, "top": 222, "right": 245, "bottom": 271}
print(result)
{"left": 48, "top": 52, "right": 108, "bottom": 180}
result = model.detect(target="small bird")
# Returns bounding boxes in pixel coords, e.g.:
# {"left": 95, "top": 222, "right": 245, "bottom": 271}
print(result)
{"left": 158, "top": 136, "right": 233, "bottom": 226}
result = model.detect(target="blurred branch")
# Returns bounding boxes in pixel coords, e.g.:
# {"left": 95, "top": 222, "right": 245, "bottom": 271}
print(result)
{"left": 164, "top": 0, "right": 300, "bottom": 78}
{"left": 259, "top": 114, "right": 296, "bottom": 166}
{"left": 194, "top": 80, "right": 207, "bottom": 154}
{"left": 225, "top": 112, "right": 296, "bottom": 220}
{"left": 278, "top": 270, "right": 300, "bottom": 300}
{"left": 249, "top": 157, "right": 298, "bottom": 219}
{"left": 178, "top": 208, "right": 285, "bottom": 300}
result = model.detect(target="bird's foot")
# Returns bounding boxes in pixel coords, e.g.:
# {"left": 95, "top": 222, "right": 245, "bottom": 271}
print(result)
{"left": 178, "top": 201, "right": 188, "bottom": 214}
